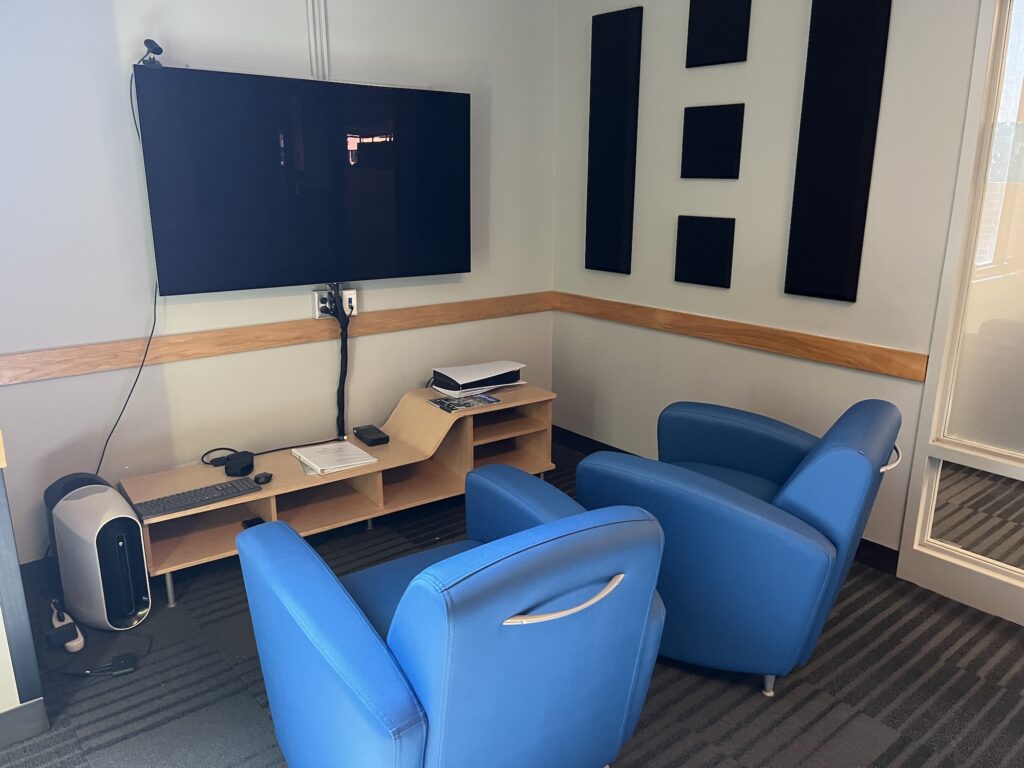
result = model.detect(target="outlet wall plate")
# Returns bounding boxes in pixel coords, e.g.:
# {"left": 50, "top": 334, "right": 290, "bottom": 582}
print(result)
{"left": 312, "top": 288, "right": 358, "bottom": 318}
{"left": 341, "top": 289, "right": 358, "bottom": 316}
{"left": 313, "top": 289, "right": 333, "bottom": 319}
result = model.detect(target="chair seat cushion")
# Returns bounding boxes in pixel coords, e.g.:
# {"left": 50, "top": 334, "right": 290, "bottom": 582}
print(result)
{"left": 670, "top": 461, "right": 781, "bottom": 501}
{"left": 340, "top": 539, "right": 481, "bottom": 637}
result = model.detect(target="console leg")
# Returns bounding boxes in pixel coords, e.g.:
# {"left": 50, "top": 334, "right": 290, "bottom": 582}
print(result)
{"left": 165, "top": 573, "right": 177, "bottom": 608}
{"left": 539, "top": 472, "right": 546, "bottom": 481}
{"left": 762, "top": 674, "right": 776, "bottom": 698}
{"left": 366, "top": 518, "right": 374, "bottom": 530}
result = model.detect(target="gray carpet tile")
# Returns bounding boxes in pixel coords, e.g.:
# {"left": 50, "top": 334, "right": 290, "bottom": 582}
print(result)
{"left": 4, "top": 441, "right": 1024, "bottom": 767}
{"left": 933, "top": 462, "right": 1024, "bottom": 570}
{"left": 83, "top": 693, "right": 284, "bottom": 768}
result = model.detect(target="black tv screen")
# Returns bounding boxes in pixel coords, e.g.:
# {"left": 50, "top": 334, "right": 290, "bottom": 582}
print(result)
{"left": 133, "top": 65, "right": 471, "bottom": 296}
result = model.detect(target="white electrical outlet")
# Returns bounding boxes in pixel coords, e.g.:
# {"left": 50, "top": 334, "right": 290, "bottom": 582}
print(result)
{"left": 313, "top": 288, "right": 357, "bottom": 318}
{"left": 313, "top": 289, "right": 333, "bottom": 319}
{"left": 342, "top": 289, "right": 358, "bottom": 316}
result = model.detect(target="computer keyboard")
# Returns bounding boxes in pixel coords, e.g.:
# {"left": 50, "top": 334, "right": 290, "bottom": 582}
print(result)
{"left": 133, "top": 477, "right": 263, "bottom": 519}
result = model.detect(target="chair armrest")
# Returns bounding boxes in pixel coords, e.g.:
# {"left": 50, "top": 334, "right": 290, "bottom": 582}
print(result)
{"left": 577, "top": 452, "right": 836, "bottom": 676}
{"left": 658, "top": 402, "right": 818, "bottom": 485}
{"left": 465, "top": 464, "right": 585, "bottom": 543}
{"left": 237, "top": 522, "right": 426, "bottom": 768}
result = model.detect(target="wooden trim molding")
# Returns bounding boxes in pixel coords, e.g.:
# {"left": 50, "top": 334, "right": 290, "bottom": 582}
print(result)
{"left": 0, "top": 293, "right": 558, "bottom": 386}
{"left": 551, "top": 293, "right": 928, "bottom": 382}
{"left": 0, "top": 290, "right": 927, "bottom": 387}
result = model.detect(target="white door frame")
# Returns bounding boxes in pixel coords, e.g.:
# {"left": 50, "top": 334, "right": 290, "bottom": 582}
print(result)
{"left": 897, "top": 0, "right": 1024, "bottom": 625}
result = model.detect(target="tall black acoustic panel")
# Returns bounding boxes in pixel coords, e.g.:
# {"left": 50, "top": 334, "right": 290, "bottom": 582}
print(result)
{"left": 585, "top": 7, "right": 643, "bottom": 274}
{"left": 785, "top": 0, "right": 891, "bottom": 302}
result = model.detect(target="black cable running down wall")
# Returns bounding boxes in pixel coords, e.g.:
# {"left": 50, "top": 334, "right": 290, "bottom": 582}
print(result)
{"left": 328, "top": 283, "right": 352, "bottom": 439}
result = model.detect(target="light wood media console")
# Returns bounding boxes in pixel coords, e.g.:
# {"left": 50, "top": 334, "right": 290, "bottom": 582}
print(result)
{"left": 120, "top": 384, "right": 556, "bottom": 605}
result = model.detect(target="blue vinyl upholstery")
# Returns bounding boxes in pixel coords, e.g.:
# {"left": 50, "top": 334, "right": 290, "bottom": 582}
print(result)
{"left": 341, "top": 540, "right": 480, "bottom": 637}
{"left": 237, "top": 521, "right": 426, "bottom": 768}
{"left": 464, "top": 462, "right": 587, "bottom": 542}
{"left": 658, "top": 402, "right": 818, "bottom": 485}
{"left": 238, "top": 465, "right": 665, "bottom": 768}
{"left": 577, "top": 400, "right": 900, "bottom": 682}
{"left": 668, "top": 461, "right": 781, "bottom": 501}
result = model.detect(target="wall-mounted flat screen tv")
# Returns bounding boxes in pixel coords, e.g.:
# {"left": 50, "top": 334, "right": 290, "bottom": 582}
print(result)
{"left": 133, "top": 65, "right": 471, "bottom": 296}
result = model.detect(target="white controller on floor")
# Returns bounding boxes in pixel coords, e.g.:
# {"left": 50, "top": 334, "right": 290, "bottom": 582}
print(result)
{"left": 51, "top": 601, "right": 85, "bottom": 653}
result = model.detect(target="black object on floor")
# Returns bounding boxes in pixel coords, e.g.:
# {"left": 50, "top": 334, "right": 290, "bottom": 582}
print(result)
{"left": 7, "top": 436, "right": 1023, "bottom": 767}
{"left": 585, "top": 6, "right": 644, "bottom": 275}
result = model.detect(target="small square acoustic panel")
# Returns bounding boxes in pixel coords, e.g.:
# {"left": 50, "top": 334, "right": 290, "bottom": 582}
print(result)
{"left": 675, "top": 215, "right": 735, "bottom": 288}
{"left": 681, "top": 104, "right": 744, "bottom": 180}
{"left": 686, "top": 0, "right": 752, "bottom": 68}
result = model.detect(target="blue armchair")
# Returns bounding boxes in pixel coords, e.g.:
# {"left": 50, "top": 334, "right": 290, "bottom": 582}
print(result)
{"left": 237, "top": 465, "right": 666, "bottom": 768}
{"left": 576, "top": 400, "right": 901, "bottom": 696}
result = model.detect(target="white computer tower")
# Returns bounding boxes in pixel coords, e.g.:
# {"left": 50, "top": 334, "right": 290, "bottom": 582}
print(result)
{"left": 45, "top": 474, "right": 150, "bottom": 631}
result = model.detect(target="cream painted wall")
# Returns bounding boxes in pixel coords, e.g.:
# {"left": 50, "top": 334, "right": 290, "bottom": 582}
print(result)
{"left": 553, "top": 315, "right": 922, "bottom": 546}
{"left": 0, "top": 0, "right": 986, "bottom": 560}
{"left": 550, "top": 0, "right": 982, "bottom": 547}
{"left": 0, "top": 0, "right": 556, "bottom": 562}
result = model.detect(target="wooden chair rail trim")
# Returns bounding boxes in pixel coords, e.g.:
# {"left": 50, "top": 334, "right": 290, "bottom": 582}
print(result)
{"left": 0, "top": 290, "right": 927, "bottom": 386}
{"left": 0, "top": 292, "right": 556, "bottom": 387}
{"left": 551, "top": 293, "right": 929, "bottom": 382}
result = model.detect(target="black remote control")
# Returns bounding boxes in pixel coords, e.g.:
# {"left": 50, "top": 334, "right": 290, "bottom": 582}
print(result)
{"left": 353, "top": 425, "right": 389, "bottom": 446}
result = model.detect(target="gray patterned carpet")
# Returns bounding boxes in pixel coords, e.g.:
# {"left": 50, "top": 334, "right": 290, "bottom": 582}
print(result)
{"left": 4, "top": 444, "right": 1024, "bottom": 767}
{"left": 933, "top": 462, "right": 1024, "bottom": 571}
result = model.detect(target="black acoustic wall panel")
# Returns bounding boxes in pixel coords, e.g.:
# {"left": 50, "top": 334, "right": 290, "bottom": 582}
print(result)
{"left": 681, "top": 104, "right": 744, "bottom": 179}
{"left": 585, "top": 7, "right": 643, "bottom": 274}
{"left": 675, "top": 215, "right": 735, "bottom": 288}
{"left": 686, "top": 0, "right": 752, "bottom": 68}
{"left": 785, "top": 0, "right": 892, "bottom": 302}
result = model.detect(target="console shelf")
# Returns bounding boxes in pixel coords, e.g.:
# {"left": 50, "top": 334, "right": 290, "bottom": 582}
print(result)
{"left": 148, "top": 498, "right": 275, "bottom": 576}
{"left": 472, "top": 412, "right": 547, "bottom": 446}
{"left": 474, "top": 446, "right": 552, "bottom": 475}
{"left": 120, "top": 384, "right": 556, "bottom": 588}
{"left": 382, "top": 460, "right": 465, "bottom": 512}
{"left": 277, "top": 481, "right": 381, "bottom": 537}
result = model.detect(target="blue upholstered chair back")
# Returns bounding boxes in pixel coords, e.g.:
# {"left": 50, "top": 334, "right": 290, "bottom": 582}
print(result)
{"left": 386, "top": 506, "right": 664, "bottom": 768}
{"left": 239, "top": 523, "right": 428, "bottom": 768}
{"left": 772, "top": 399, "right": 901, "bottom": 661}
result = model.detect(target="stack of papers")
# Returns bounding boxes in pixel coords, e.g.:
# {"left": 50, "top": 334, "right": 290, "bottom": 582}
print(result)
{"left": 292, "top": 441, "right": 378, "bottom": 476}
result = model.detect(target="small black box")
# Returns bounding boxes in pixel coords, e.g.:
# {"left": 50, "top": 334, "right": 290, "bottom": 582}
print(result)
{"left": 353, "top": 425, "right": 389, "bottom": 446}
